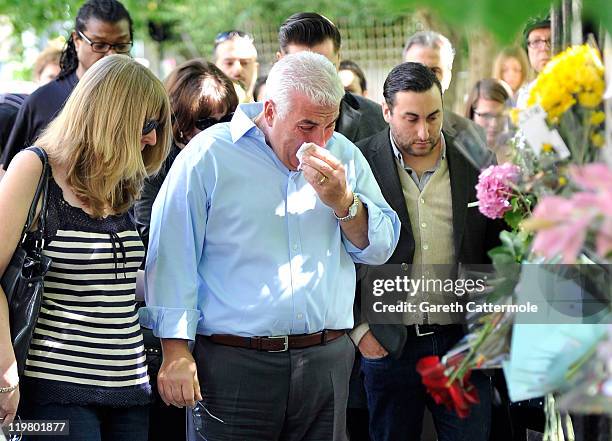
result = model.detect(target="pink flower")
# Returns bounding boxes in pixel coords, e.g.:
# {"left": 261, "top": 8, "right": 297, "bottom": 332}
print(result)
{"left": 570, "top": 163, "right": 612, "bottom": 193}
{"left": 596, "top": 217, "right": 612, "bottom": 258}
{"left": 570, "top": 164, "right": 612, "bottom": 259}
{"left": 526, "top": 164, "right": 612, "bottom": 263}
{"left": 475, "top": 164, "right": 521, "bottom": 219}
{"left": 529, "top": 193, "right": 602, "bottom": 263}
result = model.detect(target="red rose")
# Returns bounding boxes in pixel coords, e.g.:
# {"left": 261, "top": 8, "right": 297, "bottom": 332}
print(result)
{"left": 416, "top": 355, "right": 480, "bottom": 418}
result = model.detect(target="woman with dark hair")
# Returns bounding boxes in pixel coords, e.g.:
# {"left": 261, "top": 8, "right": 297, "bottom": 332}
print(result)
{"left": 0, "top": 0, "right": 133, "bottom": 175}
{"left": 465, "top": 78, "right": 511, "bottom": 162}
{"left": 135, "top": 59, "right": 238, "bottom": 248}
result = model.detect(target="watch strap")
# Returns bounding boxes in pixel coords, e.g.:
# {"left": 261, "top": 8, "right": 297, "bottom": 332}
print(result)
{"left": 334, "top": 193, "right": 359, "bottom": 222}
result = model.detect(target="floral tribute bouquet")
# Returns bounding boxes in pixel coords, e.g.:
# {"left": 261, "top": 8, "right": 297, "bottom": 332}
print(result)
{"left": 417, "top": 44, "right": 611, "bottom": 429}
{"left": 556, "top": 325, "right": 612, "bottom": 416}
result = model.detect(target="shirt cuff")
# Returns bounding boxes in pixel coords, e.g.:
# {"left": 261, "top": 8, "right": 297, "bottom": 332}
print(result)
{"left": 350, "top": 322, "right": 371, "bottom": 346}
{"left": 139, "top": 306, "right": 201, "bottom": 341}
{"left": 342, "top": 192, "right": 398, "bottom": 264}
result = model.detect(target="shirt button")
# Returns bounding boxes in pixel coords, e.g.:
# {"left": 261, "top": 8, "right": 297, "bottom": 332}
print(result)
{"left": 423, "top": 244, "right": 429, "bottom": 251}
{"left": 401, "top": 263, "right": 409, "bottom": 271}
{"left": 292, "top": 244, "right": 298, "bottom": 251}
{"left": 296, "top": 313, "right": 304, "bottom": 319}
{"left": 421, "top": 222, "right": 427, "bottom": 228}
{"left": 420, "top": 198, "right": 425, "bottom": 204}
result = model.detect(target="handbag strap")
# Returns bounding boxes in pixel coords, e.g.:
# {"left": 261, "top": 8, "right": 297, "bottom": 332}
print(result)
{"left": 19, "top": 146, "right": 50, "bottom": 250}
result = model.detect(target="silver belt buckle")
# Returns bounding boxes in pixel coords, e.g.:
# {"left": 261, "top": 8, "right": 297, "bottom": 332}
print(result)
{"left": 267, "top": 335, "right": 289, "bottom": 352}
{"left": 415, "top": 324, "right": 434, "bottom": 337}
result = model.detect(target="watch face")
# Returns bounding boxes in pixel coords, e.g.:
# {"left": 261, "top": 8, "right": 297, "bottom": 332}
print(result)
{"left": 336, "top": 194, "right": 359, "bottom": 221}
{"left": 349, "top": 196, "right": 359, "bottom": 217}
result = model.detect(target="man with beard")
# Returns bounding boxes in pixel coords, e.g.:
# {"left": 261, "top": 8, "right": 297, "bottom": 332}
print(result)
{"left": 403, "top": 31, "right": 493, "bottom": 169}
{"left": 353, "top": 62, "right": 501, "bottom": 441}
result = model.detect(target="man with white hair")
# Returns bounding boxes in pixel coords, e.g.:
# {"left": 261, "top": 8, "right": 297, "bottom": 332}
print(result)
{"left": 141, "top": 51, "right": 400, "bottom": 440}
{"left": 403, "top": 31, "right": 494, "bottom": 168}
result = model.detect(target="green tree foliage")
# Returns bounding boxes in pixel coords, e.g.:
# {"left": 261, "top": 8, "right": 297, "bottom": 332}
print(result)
{"left": 0, "top": 0, "right": 610, "bottom": 54}
{"left": 387, "top": 0, "right": 610, "bottom": 44}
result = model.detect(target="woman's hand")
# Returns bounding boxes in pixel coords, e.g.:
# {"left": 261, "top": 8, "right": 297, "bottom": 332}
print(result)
{"left": 0, "top": 361, "right": 20, "bottom": 426}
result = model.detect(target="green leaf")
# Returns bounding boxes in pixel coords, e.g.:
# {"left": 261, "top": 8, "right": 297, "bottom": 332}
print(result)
{"left": 499, "top": 230, "right": 517, "bottom": 251}
{"left": 503, "top": 209, "right": 524, "bottom": 231}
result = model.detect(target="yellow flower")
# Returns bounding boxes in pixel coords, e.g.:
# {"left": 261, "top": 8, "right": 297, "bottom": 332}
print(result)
{"left": 509, "top": 108, "right": 520, "bottom": 126}
{"left": 590, "top": 111, "right": 606, "bottom": 126}
{"left": 591, "top": 132, "right": 605, "bottom": 148}
{"left": 579, "top": 91, "right": 602, "bottom": 108}
{"left": 542, "top": 143, "right": 554, "bottom": 153}
{"left": 558, "top": 176, "right": 568, "bottom": 186}
{"left": 528, "top": 44, "right": 604, "bottom": 118}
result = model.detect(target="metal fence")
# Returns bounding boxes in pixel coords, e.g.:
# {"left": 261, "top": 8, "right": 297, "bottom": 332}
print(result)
{"left": 245, "top": 16, "right": 422, "bottom": 105}
{"left": 242, "top": 14, "right": 507, "bottom": 114}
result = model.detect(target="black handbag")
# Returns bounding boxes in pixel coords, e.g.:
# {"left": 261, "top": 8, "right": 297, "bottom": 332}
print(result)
{"left": 0, "top": 146, "right": 51, "bottom": 376}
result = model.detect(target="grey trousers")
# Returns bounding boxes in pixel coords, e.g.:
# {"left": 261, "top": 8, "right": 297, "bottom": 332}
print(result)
{"left": 191, "top": 333, "right": 355, "bottom": 441}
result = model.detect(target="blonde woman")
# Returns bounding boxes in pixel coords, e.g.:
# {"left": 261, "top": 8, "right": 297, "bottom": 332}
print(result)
{"left": 0, "top": 54, "right": 171, "bottom": 440}
{"left": 492, "top": 47, "right": 530, "bottom": 105}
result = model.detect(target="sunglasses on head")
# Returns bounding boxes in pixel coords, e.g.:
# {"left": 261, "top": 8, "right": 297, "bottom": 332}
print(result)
{"left": 195, "top": 113, "right": 234, "bottom": 131}
{"left": 214, "top": 30, "right": 251, "bottom": 46}
{"left": 142, "top": 119, "right": 161, "bottom": 136}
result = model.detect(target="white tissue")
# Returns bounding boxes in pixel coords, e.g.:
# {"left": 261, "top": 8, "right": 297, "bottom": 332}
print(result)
{"left": 295, "top": 142, "right": 318, "bottom": 170}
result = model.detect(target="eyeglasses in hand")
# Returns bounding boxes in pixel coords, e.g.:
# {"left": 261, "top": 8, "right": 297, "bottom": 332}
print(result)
{"left": 192, "top": 400, "right": 225, "bottom": 440}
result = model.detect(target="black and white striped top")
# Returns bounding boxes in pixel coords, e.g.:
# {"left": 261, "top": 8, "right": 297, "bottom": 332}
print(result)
{"left": 22, "top": 177, "right": 151, "bottom": 407}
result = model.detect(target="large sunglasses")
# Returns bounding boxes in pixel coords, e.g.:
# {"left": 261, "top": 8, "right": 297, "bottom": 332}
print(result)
{"left": 195, "top": 113, "right": 234, "bottom": 131}
{"left": 142, "top": 119, "right": 161, "bottom": 136}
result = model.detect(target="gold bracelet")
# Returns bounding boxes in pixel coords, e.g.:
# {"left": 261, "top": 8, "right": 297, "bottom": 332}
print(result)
{"left": 0, "top": 380, "right": 19, "bottom": 393}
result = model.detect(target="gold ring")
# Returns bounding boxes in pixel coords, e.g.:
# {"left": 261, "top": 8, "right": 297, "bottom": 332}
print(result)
{"left": 318, "top": 175, "right": 328, "bottom": 185}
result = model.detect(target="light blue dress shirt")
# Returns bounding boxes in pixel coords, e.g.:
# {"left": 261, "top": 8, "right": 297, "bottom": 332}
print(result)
{"left": 140, "top": 102, "right": 400, "bottom": 340}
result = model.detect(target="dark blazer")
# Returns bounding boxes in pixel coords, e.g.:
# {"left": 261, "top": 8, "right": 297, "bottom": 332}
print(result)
{"left": 336, "top": 92, "right": 387, "bottom": 143}
{"left": 355, "top": 128, "right": 503, "bottom": 358}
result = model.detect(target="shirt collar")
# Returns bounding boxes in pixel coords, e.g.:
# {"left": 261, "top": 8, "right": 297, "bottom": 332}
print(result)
{"left": 230, "top": 102, "right": 264, "bottom": 143}
{"left": 389, "top": 130, "right": 447, "bottom": 170}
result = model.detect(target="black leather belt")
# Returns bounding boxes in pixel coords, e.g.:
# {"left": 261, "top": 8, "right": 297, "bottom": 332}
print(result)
{"left": 207, "top": 330, "right": 346, "bottom": 352}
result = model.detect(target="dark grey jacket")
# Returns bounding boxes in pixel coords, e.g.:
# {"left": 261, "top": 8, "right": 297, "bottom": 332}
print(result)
{"left": 337, "top": 92, "right": 387, "bottom": 142}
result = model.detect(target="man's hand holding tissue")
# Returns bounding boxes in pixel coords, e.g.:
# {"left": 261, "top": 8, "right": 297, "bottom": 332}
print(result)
{"left": 298, "top": 142, "right": 370, "bottom": 249}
